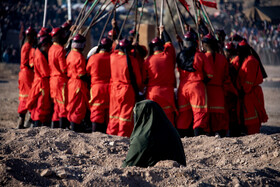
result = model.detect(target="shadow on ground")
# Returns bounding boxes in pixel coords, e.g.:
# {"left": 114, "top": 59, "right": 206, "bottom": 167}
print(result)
{"left": 261, "top": 125, "right": 280, "bottom": 135}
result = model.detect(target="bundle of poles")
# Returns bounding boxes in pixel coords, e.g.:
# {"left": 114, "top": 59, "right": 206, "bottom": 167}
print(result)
{"left": 42, "top": 0, "right": 218, "bottom": 48}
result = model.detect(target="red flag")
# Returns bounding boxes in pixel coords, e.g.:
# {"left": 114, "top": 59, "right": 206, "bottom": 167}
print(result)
{"left": 178, "top": 0, "right": 190, "bottom": 11}
{"left": 199, "top": 0, "right": 217, "bottom": 9}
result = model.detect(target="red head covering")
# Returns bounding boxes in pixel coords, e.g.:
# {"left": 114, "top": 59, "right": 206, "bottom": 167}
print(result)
{"left": 72, "top": 34, "right": 86, "bottom": 49}
{"left": 224, "top": 42, "right": 235, "bottom": 50}
{"left": 238, "top": 40, "right": 249, "bottom": 47}
{"left": 119, "top": 39, "right": 131, "bottom": 48}
{"left": 61, "top": 20, "right": 72, "bottom": 30}
{"left": 184, "top": 31, "right": 195, "bottom": 41}
{"left": 50, "top": 27, "right": 61, "bottom": 37}
{"left": 37, "top": 27, "right": 49, "bottom": 38}
{"left": 108, "top": 29, "right": 117, "bottom": 37}
{"left": 25, "top": 27, "right": 36, "bottom": 35}
{"left": 101, "top": 38, "right": 112, "bottom": 46}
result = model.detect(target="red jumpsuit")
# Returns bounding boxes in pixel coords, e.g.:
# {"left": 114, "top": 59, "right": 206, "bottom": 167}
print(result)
{"left": 205, "top": 52, "right": 235, "bottom": 133}
{"left": 236, "top": 55, "right": 268, "bottom": 134}
{"left": 66, "top": 49, "right": 89, "bottom": 124}
{"left": 108, "top": 50, "right": 142, "bottom": 137}
{"left": 26, "top": 48, "right": 52, "bottom": 123}
{"left": 177, "top": 51, "right": 214, "bottom": 132}
{"left": 143, "top": 42, "right": 177, "bottom": 126}
{"left": 18, "top": 42, "right": 34, "bottom": 114}
{"left": 48, "top": 43, "right": 68, "bottom": 121}
{"left": 29, "top": 47, "right": 35, "bottom": 68}
{"left": 226, "top": 55, "right": 240, "bottom": 136}
{"left": 86, "top": 51, "right": 111, "bottom": 124}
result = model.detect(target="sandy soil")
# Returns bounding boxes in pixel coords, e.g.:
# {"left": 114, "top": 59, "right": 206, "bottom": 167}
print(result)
{"left": 0, "top": 63, "right": 280, "bottom": 186}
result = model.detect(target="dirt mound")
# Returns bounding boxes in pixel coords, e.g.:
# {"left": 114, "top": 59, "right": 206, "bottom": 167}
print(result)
{"left": 0, "top": 127, "right": 280, "bottom": 186}
{"left": 1, "top": 63, "right": 280, "bottom": 186}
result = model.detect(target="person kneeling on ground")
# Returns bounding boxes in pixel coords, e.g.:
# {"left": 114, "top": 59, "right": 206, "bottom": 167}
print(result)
{"left": 122, "top": 100, "right": 186, "bottom": 168}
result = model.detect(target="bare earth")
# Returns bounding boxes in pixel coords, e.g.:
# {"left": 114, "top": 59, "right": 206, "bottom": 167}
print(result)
{"left": 0, "top": 63, "right": 279, "bottom": 186}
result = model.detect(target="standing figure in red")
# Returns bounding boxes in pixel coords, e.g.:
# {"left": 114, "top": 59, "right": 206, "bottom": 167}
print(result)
{"left": 142, "top": 26, "right": 177, "bottom": 126}
{"left": 202, "top": 34, "right": 237, "bottom": 137}
{"left": 86, "top": 38, "right": 112, "bottom": 133}
{"left": 176, "top": 32, "right": 214, "bottom": 137}
{"left": 107, "top": 39, "right": 142, "bottom": 137}
{"left": 26, "top": 28, "right": 52, "bottom": 127}
{"left": 224, "top": 42, "right": 240, "bottom": 136}
{"left": 48, "top": 27, "right": 69, "bottom": 129}
{"left": 17, "top": 27, "right": 37, "bottom": 129}
{"left": 66, "top": 34, "right": 89, "bottom": 132}
{"left": 236, "top": 40, "right": 268, "bottom": 135}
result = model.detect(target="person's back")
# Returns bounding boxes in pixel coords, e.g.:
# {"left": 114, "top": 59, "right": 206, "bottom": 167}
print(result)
{"left": 144, "top": 42, "right": 176, "bottom": 87}
{"left": 66, "top": 34, "right": 88, "bottom": 132}
{"left": 48, "top": 27, "right": 69, "bottom": 128}
{"left": 178, "top": 50, "right": 212, "bottom": 83}
{"left": 236, "top": 40, "right": 268, "bottom": 135}
{"left": 122, "top": 100, "right": 186, "bottom": 168}
{"left": 87, "top": 52, "right": 111, "bottom": 84}
{"left": 110, "top": 50, "right": 141, "bottom": 86}
{"left": 176, "top": 32, "right": 214, "bottom": 137}
{"left": 142, "top": 26, "right": 177, "bottom": 126}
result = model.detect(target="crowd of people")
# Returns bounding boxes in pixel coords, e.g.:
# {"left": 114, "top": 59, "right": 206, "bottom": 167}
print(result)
{"left": 0, "top": 0, "right": 81, "bottom": 63}
{"left": 215, "top": 2, "right": 280, "bottom": 65}
{"left": 16, "top": 7, "right": 269, "bottom": 138}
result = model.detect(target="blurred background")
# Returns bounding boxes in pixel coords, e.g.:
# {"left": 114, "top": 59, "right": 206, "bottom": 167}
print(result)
{"left": 0, "top": 0, "right": 279, "bottom": 65}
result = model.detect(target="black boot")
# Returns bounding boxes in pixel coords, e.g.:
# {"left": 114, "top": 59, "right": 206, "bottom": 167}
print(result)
{"left": 177, "top": 129, "right": 187, "bottom": 138}
{"left": 92, "top": 122, "right": 107, "bottom": 133}
{"left": 32, "top": 120, "right": 42, "bottom": 128}
{"left": 59, "top": 117, "right": 69, "bottom": 129}
{"left": 42, "top": 122, "right": 51, "bottom": 127}
{"left": 70, "top": 122, "right": 83, "bottom": 132}
{"left": 194, "top": 127, "right": 205, "bottom": 136}
{"left": 216, "top": 130, "right": 227, "bottom": 138}
{"left": 51, "top": 121, "right": 60, "bottom": 128}
{"left": 17, "top": 113, "right": 26, "bottom": 129}
{"left": 24, "top": 113, "right": 33, "bottom": 128}
{"left": 185, "top": 129, "right": 194, "bottom": 137}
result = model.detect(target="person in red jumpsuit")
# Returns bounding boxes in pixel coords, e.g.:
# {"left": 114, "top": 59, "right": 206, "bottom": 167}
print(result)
{"left": 107, "top": 39, "right": 142, "bottom": 137}
{"left": 26, "top": 28, "right": 52, "bottom": 127}
{"left": 86, "top": 38, "right": 112, "bottom": 133}
{"left": 202, "top": 34, "right": 237, "bottom": 137}
{"left": 142, "top": 25, "right": 177, "bottom": 126}
{"left": 176, "top": 32, "right": 214, "bottom": 137}
{"left": 224, "top": 42, "right": 240, "bottom": 136}
{"left": 48, "top": 27, "right": 69, "bottom": 129}
{"left": 236, "top": 40, "right": 268, "bottom": 135}
{"left": 17, "top": 27, "right": 37, "bottom": 129}
{"left": 66, "top": 34, "right": 89, "bottom": 132}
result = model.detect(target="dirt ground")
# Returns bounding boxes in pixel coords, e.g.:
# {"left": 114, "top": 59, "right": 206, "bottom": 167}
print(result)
{"left": 0, "top": 63, "right": 279, "bottom": 186}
